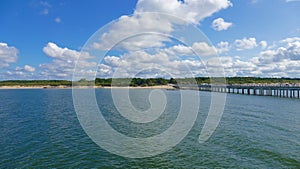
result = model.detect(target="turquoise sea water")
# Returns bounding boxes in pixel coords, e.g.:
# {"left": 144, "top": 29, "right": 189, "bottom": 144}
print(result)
{"left": 0, "top": 89, "right": 299, "bottom": 168}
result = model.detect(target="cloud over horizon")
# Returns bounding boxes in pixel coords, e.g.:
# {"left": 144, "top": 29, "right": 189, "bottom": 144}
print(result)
{"left": 0, "top": 0, "right": 299, "bottom": 80}
{"left": 0, "top": 43, "right": 18, "bottom": 68}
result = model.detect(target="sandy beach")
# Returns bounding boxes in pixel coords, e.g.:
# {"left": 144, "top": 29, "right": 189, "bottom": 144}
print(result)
{"left": 0, "top": 85, "right": 175, "bottom": 90}
{"left": 0, "top": 85, "right": 68, "bottom": 89}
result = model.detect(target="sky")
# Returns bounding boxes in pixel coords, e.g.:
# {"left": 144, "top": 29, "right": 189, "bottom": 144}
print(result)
{"left": 0, "top": 0, "right": 300, "bottom": 80}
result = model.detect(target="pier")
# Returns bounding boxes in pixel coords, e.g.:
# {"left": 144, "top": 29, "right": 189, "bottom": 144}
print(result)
{"left": 176, "top": 84, "right": 300, "bottom": 99}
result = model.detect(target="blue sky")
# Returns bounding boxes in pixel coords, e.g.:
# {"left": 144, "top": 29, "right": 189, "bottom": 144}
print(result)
{"left": 0, "top": 0, "right": 300, "bottom": 80}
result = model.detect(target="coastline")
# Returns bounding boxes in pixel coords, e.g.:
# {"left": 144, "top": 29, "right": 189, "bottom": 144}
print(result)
{"left": 0, "top": 85, "right": 175, "bottom": 90}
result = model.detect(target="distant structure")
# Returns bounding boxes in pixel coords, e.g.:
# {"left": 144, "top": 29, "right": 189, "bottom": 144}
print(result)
{"left": 175, "top": 84, "right": 300, "bottom": 99}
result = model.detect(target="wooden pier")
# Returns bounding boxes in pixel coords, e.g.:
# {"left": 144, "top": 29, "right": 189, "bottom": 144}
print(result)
{"left": 176, "top": 84, "right": 300, "bottom": 99}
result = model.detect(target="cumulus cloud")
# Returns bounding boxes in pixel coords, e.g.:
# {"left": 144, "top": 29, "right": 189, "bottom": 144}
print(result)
{"left": 259, "top": 41, "right": 268, "bottom": 49}
{"left": 43, "top": 42, "right": 82, "bottom": 60}
{"left": 243, "top": 37, "right": 300, "bottom": 77}
{"left": 234, "top": 37, "right": 257, "bottom": 51}
{"left": 162, "top": 41, "right": 218, "bottom": 58}
{"left": 211, "top": 18, "right": 232, "bottom": 31}
{"left": 97, "top": 41, "right": 227, "bottom": 78}
{"left": 216, "top": 41, "right": 231, "bottom": 53}
{"left": 88, "top": 0, "right": 233, "bottom": 79}
{"left": 93, "top": 0, "right": 232, "bottom": 51}
{"left": 163, "top": 44, "right": 194, "bottom": 56}
{"left": 3, "top": 37, "right": 299, "bottom": 80}
{"left": 192, "top": 42, "right": 217, "bottom": 56}
{"left": 92, "top": 13, "right": 173, "bottom": 50}
{"left": 14, "top": 65, "right": 35, "bottom": 72}
{"left": 2, "top": 65, "right": 36, "bottom": 80}
{"left": 142, "top": 37, "right": 300, "bottom": 77}
{"left": 24, "top": 65, "right": 35, "bottom": 72}
{"left": 261, "top": 39, "right": 300, "bottom": 62}
{"left": 0, "top": 42, "right": 18, "bottom": 68}
{"left": 135, "top": 0, "right": 232, "bottom": 24}
{"left": 101, "top": 49, "right": 208, "bottom": 78}
{"left": 4, "top": 1, "right": 299, "bottom": 79}
{"left": 41, "top": 42, "right": 96, "bottom": 79}
{"left": 280, "top": 37, "right": 300, "bottom": 43}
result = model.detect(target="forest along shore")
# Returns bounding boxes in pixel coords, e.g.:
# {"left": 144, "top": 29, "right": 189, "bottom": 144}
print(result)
{"left": 0, "top": 85, "right": 175, "bottom": 89}
{"left": 1, "top": 77, "right": 300, "bottom": 89}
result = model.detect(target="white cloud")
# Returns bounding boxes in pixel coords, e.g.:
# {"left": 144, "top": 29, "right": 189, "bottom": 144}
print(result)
{"left": 257, "top": 39, "right": 300, "bottom": 64}
{"left": 280, "top": 37, "right": 300, "bottom": 43}
{"left": 2, "top": 65, "right": 36, "bottom": 80}
{"left": 92, "top": 13, "right": 173, "bottom": 51}
{"left": 136, "top": 0, "right": 233, "bottom": 24}
{"left": 92, "top": 0, "right": 232, "bottom": 51}
{"left": 244, "top": 37, "right": 300, "bottom": 77}
{"left": 54, "top": 17, "right": 61, "bottom": 23}
{"left": 5, "top": 1, "right": 300, "bottom": 79}
{"left": 217, "top": 41, "right": 231, "bottom": 53}
{"left": 43, "top": 42, "right": 79, "bottom": 60}
{"left": 174, "top": 37, "right": 300, "bottom": 77}
{"left": 41, "top": 42, "right": 96, "bottom": 79}
{"left": 274, "top": 41, "right": 300, "bottom": 61}
{"left": 14, "top": 65, "right": 35, "bottom": 72}
{"left": 234, "top": 37, "right": 257, "bottom": 51}
{"left": 259, "top": 41, "right": 268, "bottom": 49}
{"left": 97, "top": 41, "right": 231, "bottom": 78}
{"left": 43, "top": 42, "right": 93, "bottom": 61}
{"left": 0, "top": 42, "right": 18, "bottom": 68}
{"left": 206, "top": 57, "right": 232, "bottom": 68}
{"left": 163, "top": 44, "right": 194, "bottom": 56}
{"left": 211, "top": 18, "right": 232, "bottom": 31}
{"left": 3, "top": 37, "right": 300, "bottom": 80}
{"left": 99, "top": 48, "right": 209, "bottom": 78}
{"left": 160, "top": 41, "right": 221, "bottom": 59}
{"left": 24, "top": 65, "right": 35, "bottom": 72}
{"left": 192, "top": 42, "right": 217, "bottom": 56}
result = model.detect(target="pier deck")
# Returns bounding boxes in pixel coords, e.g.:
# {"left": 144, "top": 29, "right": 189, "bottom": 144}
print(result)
{"left": 176, "top": 84, "right": 300, "bottom": 98}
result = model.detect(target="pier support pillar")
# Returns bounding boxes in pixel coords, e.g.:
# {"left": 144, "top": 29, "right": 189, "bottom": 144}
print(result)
{"left": 260, "top": 89, "right": 264, "bottom": 96}
{"left": 285, "top": 90, "right": 287, "bottom": 97}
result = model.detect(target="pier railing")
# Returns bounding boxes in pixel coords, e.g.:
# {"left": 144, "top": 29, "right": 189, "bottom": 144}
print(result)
{"left": 175, "top": 84, "right": 300, "bottom": 99}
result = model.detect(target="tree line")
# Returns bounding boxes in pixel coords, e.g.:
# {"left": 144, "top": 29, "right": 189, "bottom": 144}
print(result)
{"left": 1, "top": 77, "right": 300, "bottom": 87}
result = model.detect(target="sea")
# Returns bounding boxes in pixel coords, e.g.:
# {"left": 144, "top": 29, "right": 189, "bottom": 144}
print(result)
{"left": 0, "top": 89, "right": 299, "bottom": 168}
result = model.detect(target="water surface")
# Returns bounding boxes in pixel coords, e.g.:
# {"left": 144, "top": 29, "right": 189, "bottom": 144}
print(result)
{"left": 0, "top": 89, "right": 299, "bottom": 168}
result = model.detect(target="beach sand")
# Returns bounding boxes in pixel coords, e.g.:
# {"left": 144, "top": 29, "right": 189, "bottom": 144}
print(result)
{"left": 0, "top": 85, "right": 175, "bottom": 90}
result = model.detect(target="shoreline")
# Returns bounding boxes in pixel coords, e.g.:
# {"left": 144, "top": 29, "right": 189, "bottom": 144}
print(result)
{"left": 0, "top": 85, "right": 175, "bottom": 90}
